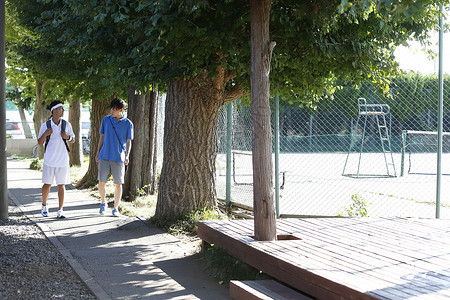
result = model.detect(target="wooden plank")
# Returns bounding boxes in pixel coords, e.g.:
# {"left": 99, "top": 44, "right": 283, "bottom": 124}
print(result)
{"left": 230, "top": 280, "right": 313, "bottom": 300}
{"left": 199, "top": 221, "right": 377, "bottom": 300}
{"left": 279, "top": 219, "right": 448, "bottom": 271}
{"left": 203, "top": 220, "right": 409, "bottom": 297}
{"left": 292, "top": 218, "right": 450, "bottom": 284}
{"left": 277, "top": 219, "right": 450, "bottom": 285}
{"left": 250, "top": 239, "right": 422, "bottom": 300}
{"left": 278, "top": 218, "right": 450, "bottom": 298}
{"left": 199, "top": 219, "right": 450, "bottom": 300}
{"left": 254, "top": 239, "right": 438, "bottom": 299}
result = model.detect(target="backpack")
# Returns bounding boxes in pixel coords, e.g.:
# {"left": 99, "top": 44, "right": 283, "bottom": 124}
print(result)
{"left": 44, "top": 119, "right": 70, "bottom": 153}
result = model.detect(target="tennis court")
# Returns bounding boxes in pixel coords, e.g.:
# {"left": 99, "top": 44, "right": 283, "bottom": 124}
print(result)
{"left": 216, "top": 152, "right": 450, "bottom": 219}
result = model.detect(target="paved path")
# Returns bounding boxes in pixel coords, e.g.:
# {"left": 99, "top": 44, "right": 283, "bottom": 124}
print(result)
{"left": 7, "top": 158, "right": 228, "bottom": 300}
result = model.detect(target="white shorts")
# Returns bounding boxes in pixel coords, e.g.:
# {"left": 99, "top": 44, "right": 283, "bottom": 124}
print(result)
{"left": 42, "top": 164, "right": 70, "bottom": 185}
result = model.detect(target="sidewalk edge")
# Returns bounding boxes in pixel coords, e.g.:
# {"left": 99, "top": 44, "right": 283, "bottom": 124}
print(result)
{"left": 8, "top": 189, "right": 112, "bottom": 300}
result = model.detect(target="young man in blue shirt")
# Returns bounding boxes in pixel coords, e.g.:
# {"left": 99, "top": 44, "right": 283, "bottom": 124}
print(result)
{"left": 96, "top": 98, "right": 133, "bottom": 217}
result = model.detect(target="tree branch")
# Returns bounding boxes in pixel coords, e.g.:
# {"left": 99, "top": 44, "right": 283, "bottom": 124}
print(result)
{"left": 223, "top": 83, "right": 249, "bottom": 104}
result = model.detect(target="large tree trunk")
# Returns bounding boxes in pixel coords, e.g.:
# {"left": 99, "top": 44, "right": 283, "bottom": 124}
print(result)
{"left": 155, "top": 65, "right": 247, "bottom": 217}
{"left": 155, "top": 79, "right": 223, "bottom": 217}
{"left": 124, "top": 85, "right": 146, "bottom": 200}
{"left": 69, "top": 99, "right": 82, "bottom": 166}
{"left": 33, "top": 79, "right": 50, "bottom": 159}
{"left": 76, "top": 97, "right": 111, "bottom": 188}
{"left": 250, "top": 0, "right": 277, "bottom": 241}
{"left": 18, "top": 106, "right": 32, "bottom": 139}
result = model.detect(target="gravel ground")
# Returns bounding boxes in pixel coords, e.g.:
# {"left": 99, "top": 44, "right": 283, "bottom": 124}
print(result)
{"left": 0, "top": 199, "right": 97, "bottom": 300}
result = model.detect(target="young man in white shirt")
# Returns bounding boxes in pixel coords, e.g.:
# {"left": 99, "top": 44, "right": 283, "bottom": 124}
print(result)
{"left": 37, "top": 101, "right": 75, "bottom": 218}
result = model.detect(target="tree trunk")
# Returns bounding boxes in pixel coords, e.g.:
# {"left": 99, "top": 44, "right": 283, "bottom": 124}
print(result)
{"left": 76, "top": 97, "right": 111, "bottom": 188}
{"left": 124, "top": 85, "right": 145, "bottom": 200}
{"left": 148, "top": 85, "right": 159, "bottom": 195}
{"left": 33, "top": 79, "right": 50, "bottom": 159}
{"left": 141, "top": 86, "right": 159, "bottom": 195}
{"left": 69, "top": 98, "right": 82, "bottom": 166}
{"left": 124, "top": 85, "right": 160, "bottom": 200}
{"left": 16, "top": 85, "right": 33, "bottom": 139}
{"left": 250, "top": 0, "right": 277, "bottom": 241}
{"left": 18, "top": 106, "right": 32, "bottom": 139}
{"left": 155, "top": 78, "right": 224, "bottom": 217}
{"left": 140, "top": 92, "right": 151, "bottom": 192}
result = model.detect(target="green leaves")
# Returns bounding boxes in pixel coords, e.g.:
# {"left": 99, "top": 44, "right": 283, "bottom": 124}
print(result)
{"left": 7, "top": 0, "right": 450, "bottom": 106}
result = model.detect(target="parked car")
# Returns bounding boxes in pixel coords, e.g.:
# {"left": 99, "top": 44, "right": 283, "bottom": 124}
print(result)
{"left": 6, "top": 120, "right": 25, "bottom": 139}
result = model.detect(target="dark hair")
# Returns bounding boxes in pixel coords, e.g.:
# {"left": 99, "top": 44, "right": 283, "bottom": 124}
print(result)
{"left": 47, "top": 100, "right": 63, "bottom": 111}
{"left": 110, "top": 98, "right": 126, "bottom": 110}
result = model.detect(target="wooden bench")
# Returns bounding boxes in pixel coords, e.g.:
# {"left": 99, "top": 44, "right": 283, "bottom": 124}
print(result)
{"left": 230, "top": 280, "right": 313, "bottom": 300}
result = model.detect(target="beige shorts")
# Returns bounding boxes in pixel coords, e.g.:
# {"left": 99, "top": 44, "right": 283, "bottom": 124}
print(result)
{"left": 42, "top": 164, "right": 70, "bottom": 185}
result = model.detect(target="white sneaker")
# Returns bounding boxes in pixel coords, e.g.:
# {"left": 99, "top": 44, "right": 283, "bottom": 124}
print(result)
{"left": 41, "top": 205, "right": 48, "bottom": 217}
{"left": 57, "top": 209, "right": 66, "bottom": 219}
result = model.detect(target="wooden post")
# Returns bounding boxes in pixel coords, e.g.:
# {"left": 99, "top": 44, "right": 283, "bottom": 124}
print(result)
{"left": 250, "top": 0, "right": 276, "bottom": 241}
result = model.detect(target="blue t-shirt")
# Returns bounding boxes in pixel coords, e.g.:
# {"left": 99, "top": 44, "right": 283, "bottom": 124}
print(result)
{"left": 98, "top": 115, "right": 133, "bottom": 162}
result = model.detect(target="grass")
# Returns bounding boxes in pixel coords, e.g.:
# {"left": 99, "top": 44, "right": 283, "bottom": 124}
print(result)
{"left": 120, "top": 193, "right": 157, "bottom": 219}
{"left": 70, "top": 156, "right": 90, "bottom": 182}
{"left": 150, "top": 208, "right": 228, "bottom": 236}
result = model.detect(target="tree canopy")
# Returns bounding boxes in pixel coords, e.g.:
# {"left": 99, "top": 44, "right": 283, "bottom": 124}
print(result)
{"left": 7, "top": 0, "right": 450, "bottom": 217}
{"left": 8, "top": 0, "right": 449, "bottom": 101}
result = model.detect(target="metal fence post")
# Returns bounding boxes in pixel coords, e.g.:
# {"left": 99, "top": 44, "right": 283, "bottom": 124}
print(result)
{"left": 401, "top": 130, "right": 406, "bottom": 177}
{"left": 275, "top": 94, "right": 280, "bottom": 218}
{"left": 436, "top": 4, "right": 444, "bottom": 219}
{"left": 226, "top": 101, "right": 232, "bottom": 206}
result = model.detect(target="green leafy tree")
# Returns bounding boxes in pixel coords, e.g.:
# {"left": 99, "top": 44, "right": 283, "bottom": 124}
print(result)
{"left": 7, "top": 0, "right": 126, "bottom": 168}
{"left": 9, "top": 0, "right": 450, "bottom": 219}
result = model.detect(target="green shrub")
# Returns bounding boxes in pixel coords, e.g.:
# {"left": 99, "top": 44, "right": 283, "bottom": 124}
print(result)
{"left": 150, "top": 208, "right": 228, "bottom": 235}
{"left": 29, "top": 159, "right": 42, "bottom": 171}
{"left": 338, "top": 193, "right": 371, "bottom": 217}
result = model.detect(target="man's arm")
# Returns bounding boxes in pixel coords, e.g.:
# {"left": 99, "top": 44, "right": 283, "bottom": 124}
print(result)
{"left": 96, "top": 134, "right": 104, "bottom": 162}
{"left": 124, "top": 139, "right": 132, "bottom": 165}
{"left": 60, "top": 131, "right": 75, "bottom": 144}
{"left": 37, "top": 128, "right": 52, "bottom": 145}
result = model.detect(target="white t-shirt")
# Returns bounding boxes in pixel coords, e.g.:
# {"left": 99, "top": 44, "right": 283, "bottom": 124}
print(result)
{"left": 38, "top": 119, "right": 75, "bottom": 167}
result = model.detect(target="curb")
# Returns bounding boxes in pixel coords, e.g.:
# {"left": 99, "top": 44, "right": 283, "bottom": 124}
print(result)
{"left": 8, "top": 189, "right": 112, "bottom": 300}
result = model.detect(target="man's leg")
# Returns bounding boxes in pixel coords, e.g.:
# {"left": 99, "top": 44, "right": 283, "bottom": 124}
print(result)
{"left": 99, "top": 181, "right": 106, "bottom": 204}
{"left": 41, "top": 183, "right": 51, "bottom": 217}
{"left": 114, "top": 184, "right": 122, "bottom": 209}
{"left": 57, "top": 184, "right": 65, "bottom": 210}
{"left": 42, "top": 184, "right": 51, "bottom": 205}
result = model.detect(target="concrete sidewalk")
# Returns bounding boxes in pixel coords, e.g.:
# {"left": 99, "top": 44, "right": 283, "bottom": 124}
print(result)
{"left": 7, "top": 158, "right": 228, "bottom": 300}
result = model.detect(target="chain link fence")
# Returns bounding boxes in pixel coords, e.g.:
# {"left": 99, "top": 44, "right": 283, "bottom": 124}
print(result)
{"left": 216, "top": 74, "right": 450, "bottom": 219}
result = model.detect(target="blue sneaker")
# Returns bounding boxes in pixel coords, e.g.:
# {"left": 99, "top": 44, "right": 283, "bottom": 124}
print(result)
{"left": 112, "top": 208, "right": 119, "bottom": 217}
{"left": 99, "top": 203, "right": 106, "bottom": 215}
{"left": 41, "top": 205, "right": 48, "bottom": 217}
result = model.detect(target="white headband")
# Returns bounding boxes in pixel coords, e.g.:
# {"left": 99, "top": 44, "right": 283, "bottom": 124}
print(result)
{"left": 51, "top": 103, "right": 63, "bottom": 111}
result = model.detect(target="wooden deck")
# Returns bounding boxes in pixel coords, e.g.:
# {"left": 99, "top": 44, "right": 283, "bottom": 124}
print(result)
{"left": 198, "top": 218, "right": 450, "bottom": 299}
